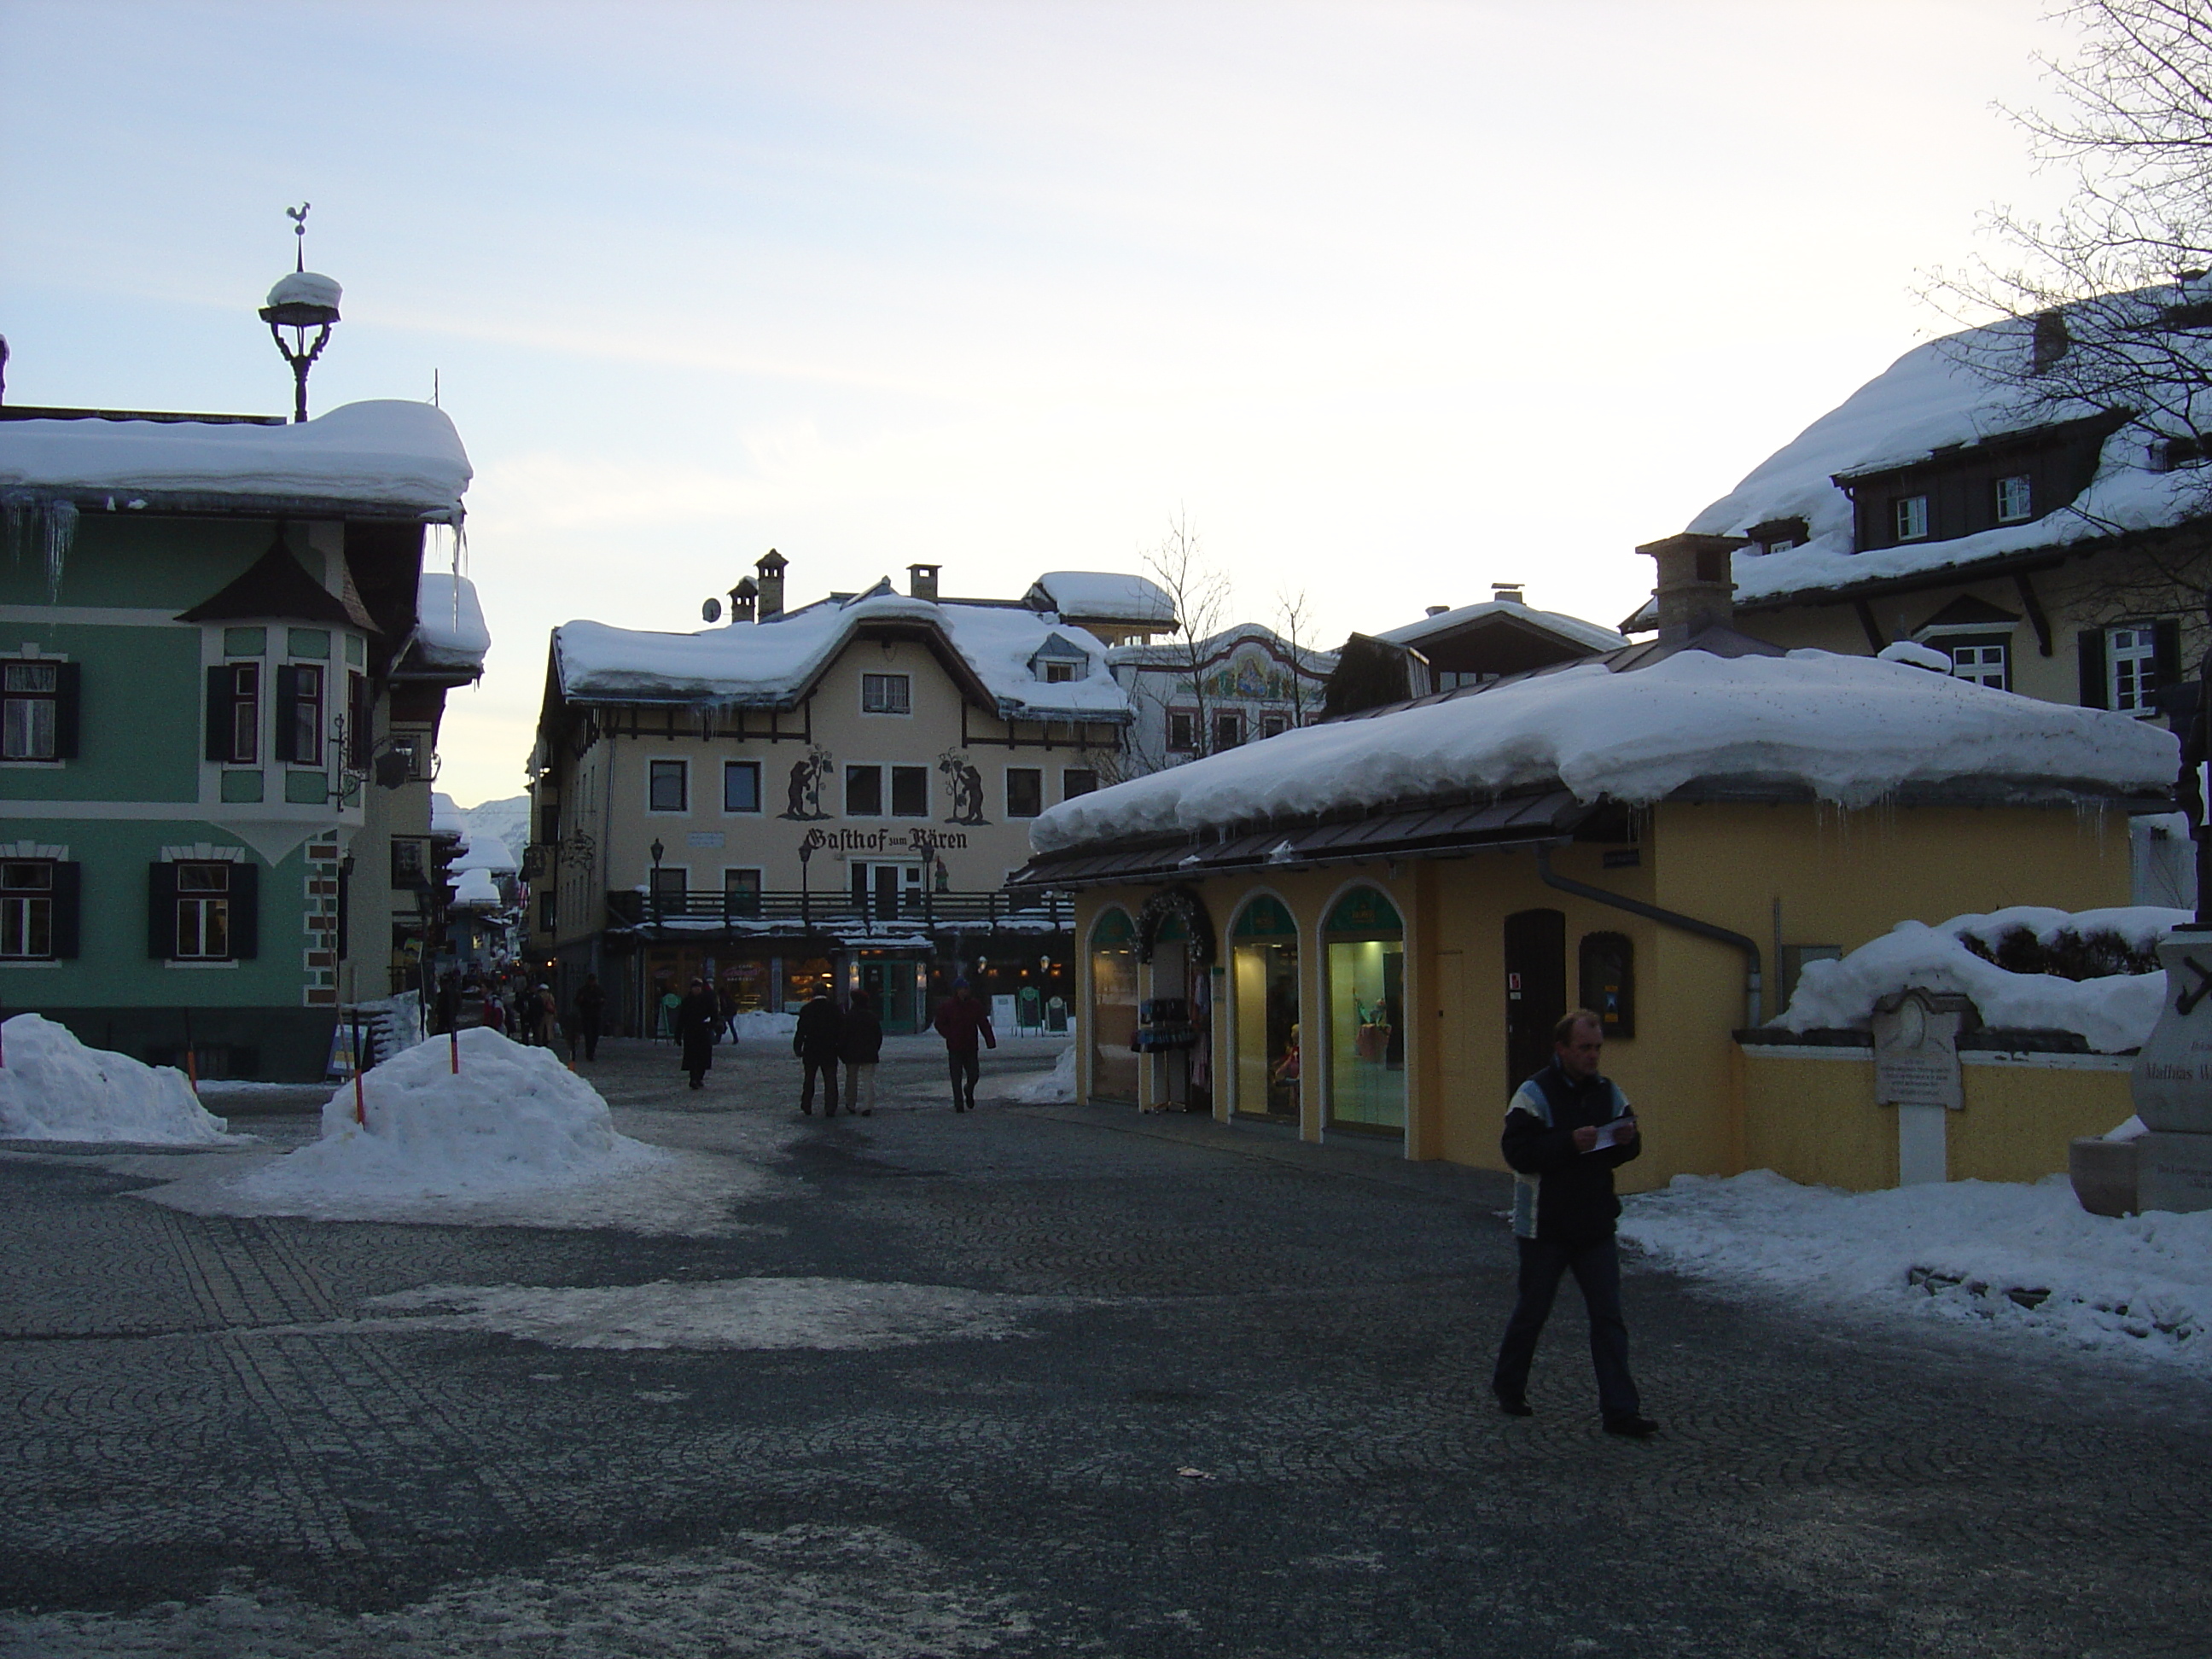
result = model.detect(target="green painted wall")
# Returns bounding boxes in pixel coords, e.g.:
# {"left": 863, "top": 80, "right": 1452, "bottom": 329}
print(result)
{"left": 3, "top": 621, "right": 200, "bottom": 800}
{"left": 0, "top": 515, "right": 286, "bottom": 609}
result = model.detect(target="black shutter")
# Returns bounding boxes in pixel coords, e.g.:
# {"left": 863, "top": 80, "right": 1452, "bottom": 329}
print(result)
{"left": 49, "top": 862, "right": 81, "bottom": 958}
{"left": 229, "top": 861, "right": 259, "bottom": 960}
{"left": 147, "top": 862, "right": 178, "bottom": 959}
{"left": 2155, "top": 618, "right": 2184, "bottom": 690}
{"left": 52, "top": 661, "right": 81, "bottom": 760}
{"left": 272, "top": 665, "right": 300, "bottom": 762}
{"left": 206, "top": 667, "right": 233, "bottom": 761}
{"left": 2077, "top": 628, "right": 2109, "bottom": 708}
{"left": 348, "top": 672, "right": 372, "bottom": 771}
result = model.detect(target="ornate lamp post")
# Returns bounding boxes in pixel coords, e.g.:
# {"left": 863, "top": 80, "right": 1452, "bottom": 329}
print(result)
{"left": 259, "top": 203, "right": 341, "bottom": 423}
{"left": 798, "top": 840, "right": 813, "bottom": 930}
{"left": 649, "top": 838, "right": 665, "bottom": 934}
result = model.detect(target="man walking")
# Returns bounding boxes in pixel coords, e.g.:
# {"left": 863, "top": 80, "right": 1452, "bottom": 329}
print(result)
{"left": 841, "top": 989, "right": 882, "bottom": 1118}
{"left": 794, "top": 985, "right": 842, "bottom": 1116}
{"left": 572, "top": 974, "right": 606, "bottom": 1062}
{"left": 931, "top": 979, "right": 995, "bottom": 1111}
{"left": 1492, "top": 1008, "right": 1658, "bottom": 1438}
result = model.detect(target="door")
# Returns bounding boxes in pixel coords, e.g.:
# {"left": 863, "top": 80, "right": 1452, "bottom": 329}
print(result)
{"left": 851, "top": 861, "right": 923, "bottom": 920}
{"left": 1503, "top": 908, "right": 1566, "bottom": 1096}
{"left": 860, "top": 959, "right": 914, "bottom": 1032}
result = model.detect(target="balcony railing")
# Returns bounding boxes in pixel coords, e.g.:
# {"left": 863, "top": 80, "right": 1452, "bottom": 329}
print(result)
{"left": 605, "top": 887, "right": 1070, "bottom": 934}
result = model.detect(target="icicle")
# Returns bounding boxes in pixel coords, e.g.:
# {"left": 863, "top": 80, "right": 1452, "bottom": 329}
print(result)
{"left": 41, "top": 500, "right": 77, "bottom": 602}
{"left": 3, "top": 495, "right": 35, "bottom": 567}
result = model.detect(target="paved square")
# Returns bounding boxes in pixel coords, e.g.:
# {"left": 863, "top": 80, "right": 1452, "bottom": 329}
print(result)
{"left": 1, "top": 1035, "right": 2206, "bottom": 1656}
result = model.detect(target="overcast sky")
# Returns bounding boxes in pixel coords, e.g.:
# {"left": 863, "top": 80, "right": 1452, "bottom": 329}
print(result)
{"left": 2, "top": 0, "right": 2076, "bottom": 808}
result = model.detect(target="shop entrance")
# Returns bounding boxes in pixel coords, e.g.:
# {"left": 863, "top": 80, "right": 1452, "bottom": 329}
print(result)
{"left": 1231, "top": 894, "right": 1300, "bottom": 1121}
{"left": 1504, "top": 907, "right": 1567, "bottom": 1094}
{"left": 1323, "top": 886, "right": 1405, "bottom": 1135}
{"left": 1089, "top": 907, "right": 1140, "bottom": 1101}
{"left": 858, "top": 958, "right": 920, "bottom": 1033}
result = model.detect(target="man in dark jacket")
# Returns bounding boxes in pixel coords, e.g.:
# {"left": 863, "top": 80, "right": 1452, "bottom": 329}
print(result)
{"left": 793, "top": 987, "right": 842, "bottom": 1116}
{"left": 573, "top": 975, "right": 606, "bottom": 1062}
{"left": 675, "top": 978, "right": 720, "bottom": 1090}
{"left": 931, "top": 980, "right": 996, "bottom": 1111}
{"left": 1491, "top": 1008, "right": 1658, "bottom": 1437}
{"left": 840, "top": 990, "right": 883, "bottom": 1117}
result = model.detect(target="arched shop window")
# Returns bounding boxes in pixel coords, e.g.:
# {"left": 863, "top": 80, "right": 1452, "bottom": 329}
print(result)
{"left": 1089, "top": 907, "right": 1140, "bottom": 1102}
{"left": 1579, "top": 932, "right": 1635, "bottom": 1040}
{"left": 1323, "top": 886, "right": 1405, "bottom": 1134}
{"left": 1231, "top": 894, "right": 1300, "bottom": 1121}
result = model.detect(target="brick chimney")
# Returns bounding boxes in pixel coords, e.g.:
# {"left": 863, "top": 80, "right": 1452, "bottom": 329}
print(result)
{"left": 754, "top": 549, "right": 786, "bottom": 621}
{"left": 908, "top": 562, "right": 940, "bottom": 602}
{"left": 1636, "top": 533, "right": 1747, "bottom": 643}
{"left": 728, "top": 575, "right": 757, "bottom": 624}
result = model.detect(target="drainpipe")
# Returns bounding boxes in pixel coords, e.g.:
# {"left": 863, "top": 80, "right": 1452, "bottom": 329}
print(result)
{"left": 1535, "top": 845, "right": 1764, "bottom": 1029}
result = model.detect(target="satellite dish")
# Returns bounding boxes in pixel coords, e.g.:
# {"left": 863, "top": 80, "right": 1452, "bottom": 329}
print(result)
{"left": 701, "top": 597, "right": 724, "bottom": 623}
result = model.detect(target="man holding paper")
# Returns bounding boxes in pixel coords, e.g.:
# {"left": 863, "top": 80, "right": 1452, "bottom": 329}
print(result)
{"left": 1491, "top": 1009, "right": 1658, "bottom": 1438}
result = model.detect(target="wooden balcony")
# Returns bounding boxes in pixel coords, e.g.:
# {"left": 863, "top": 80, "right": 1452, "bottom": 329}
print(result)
{"left": 604, "top": 887, "right": 1072, "bottom": 936}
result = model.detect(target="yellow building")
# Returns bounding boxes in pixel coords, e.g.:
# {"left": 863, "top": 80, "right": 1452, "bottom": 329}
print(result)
{"left": 1016, "top": 547, "right": 2177, "bottom": 1193}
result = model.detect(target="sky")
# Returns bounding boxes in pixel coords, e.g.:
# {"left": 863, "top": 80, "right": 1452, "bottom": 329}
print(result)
{"left": 0, "top": 0, "right": 2080, "bottom": 808}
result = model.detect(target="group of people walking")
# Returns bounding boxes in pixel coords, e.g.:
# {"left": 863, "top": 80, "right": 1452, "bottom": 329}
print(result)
{"left": 788, "top": 978, "right": 995, "bottom": 1115}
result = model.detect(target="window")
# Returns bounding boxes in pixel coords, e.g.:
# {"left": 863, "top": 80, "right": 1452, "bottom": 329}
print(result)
{"left": 1167, "top": 710, "right": 1196, "bottom": 752}
{"left": 174, "top": 864, "right": 232, "bottom": 959}
{"left": 391, "top": 836, "right": 428, "bottom": 887}
{"left": 648, "top": 758, "right": 687, "bottom": 812}
{"left": 2109, "top": 625, "right": 2162, "bottom": 713}
{"left": 861, "top": 673, "right": 911, "bottom": 714}
{"left": 1062, "top": 767, "right": 1098, "bottom": 800}
{"left": 1044, "top": 661, "right": 1076, "bottom": 684}
{"left": 1995, "top": 474, "right": 2034, "bottom": 523}
{"left": 3, "top": 662, "right": 67, "bottom": 761}
{"left": 538, "top": 803, "right": 561, "bottom": 844}
{"left": 1893, "top": 495, "right": 1930, "bottom": 541}
{"left": 1006, "top": 767, "right": 1043, "bottom": 818}
{"left": 1, "top": 861, "right": 54, "bottom": 958}
{"left": 538, "top": 893, "right": 557, "bottom": 932}
{"left": 648, "top": 865, "right": 688, "bottom": 912}
{"left": 273, "top": 664, "right": 323, "bottom": 764}
{"left": 1260, "top": 713, "right": 1289, "bottom": 740}
{"left": 724, "top": 867, "right": 763, "bottom": 918}
{"left": 1946, "top": 638, "right": 2009, "bottom": 690}
{"left": 203, "top": 663, "right": 259, "bottom": 764}
{"left": 891, "top": 765, "right": 929, "bottom": 817}
{"left": 1214, "top": 711, "right": 1244, "bottom": 751}
{"left": 1762, "top": 537, "right": 1798, "bottom": 555}
{"left": 846, "top": 765, "right": 884, "bottom": 816}
{"left": 386, "top": 731, "right": 428, "bottom": 781}
{"left": 723, "top": 760, "right": 762, "bottom": 813}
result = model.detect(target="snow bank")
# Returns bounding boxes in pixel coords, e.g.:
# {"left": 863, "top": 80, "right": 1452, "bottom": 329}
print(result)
{"left": 1006, "top": 1045, "right": 1076, "bottom": 1103}
{"left": 0, "top": 1013, "right": 229, "bottom": 1144}
{"left": 1621, "top": 1171, "right": 2212, "bottom": 1371}
{"left": 0, "top": 400, "right": 471, "bottom": 518}
{"left": 1033, "top": 649, "right": 2177, "bottom": 853}
{"left": 729, "top": 1010, "right": 798, "bottom": 1040}
{"left": 232, "top": 1027, "right": 663, "bottom": 1209}
{"left": 1778, "top": 905, "right": 2188, "bottom": 1051}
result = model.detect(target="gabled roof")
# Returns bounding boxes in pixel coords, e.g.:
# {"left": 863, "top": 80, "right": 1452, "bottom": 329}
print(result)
{"left": 1107, "top": 621, "right": 1337, "bottom": 675}
{"left": 1376, "top": 597, "right": 1622, "bottom": 660}
{"left": 176, "top": 537, "right": 377, "bottom": 631}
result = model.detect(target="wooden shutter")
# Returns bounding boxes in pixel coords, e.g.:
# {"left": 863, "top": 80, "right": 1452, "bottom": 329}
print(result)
{"left": 2155, "top": 618, "right": 2184, "bottom": 690}
{"left": 206, "top": 667, "right": 234, "bottom": 761}
{"left": 52, "top": 662, "right": 80, "bottom": 760}
{"left": 272, "top": 666, "right": 300, "bottom": 762}
{"left": 348, "top": 672, "right": 372, "bottom": 771}
{"left": 2077, "top": 628, "right": 2108, "bottom": 708}
{"left": 147, "top": 862, "right": 179, "bottom": 958}
{"left": 49, "top": 861, "right": 81, "bottom": 958}
{"left": 228, "top": 861, "right": 259, "bottom": 960}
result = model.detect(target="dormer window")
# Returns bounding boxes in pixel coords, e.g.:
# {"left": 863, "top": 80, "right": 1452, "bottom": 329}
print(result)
{"left": 1893, "top": 495, "right": 1930, "bottom": 542}
{"left": 1745, "top": 516, "right": 1808, "bottom": 557}
{"left": 1995, "top": 474, "right": 2033, "bottom": 523}
{"left": 1027, "top": 631, "right": 1091, "bottom": 684}
{"left": 1045, "top": 661, "right": 1075, "bottom": 683}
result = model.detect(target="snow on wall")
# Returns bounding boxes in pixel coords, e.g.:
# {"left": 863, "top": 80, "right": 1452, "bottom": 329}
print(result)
{"left": 413, "top": 572, "right": 490, "bottom": 672}
{"left": 1031, "top": 648, "right": 2178, "bottom": 853}
{"left": 555, "top": 589, "right": 1132, "bottom": 721}
{"left": 1777, "top": 905, "right": 2192, "bottom": 1052}
{"left": 0, "top": 400, "right": 472, "bottom": 519}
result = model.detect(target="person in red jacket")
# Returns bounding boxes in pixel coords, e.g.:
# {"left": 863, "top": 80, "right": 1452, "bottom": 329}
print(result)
{"left": 930, "top": 980, "right": 996, "bottom": 1112}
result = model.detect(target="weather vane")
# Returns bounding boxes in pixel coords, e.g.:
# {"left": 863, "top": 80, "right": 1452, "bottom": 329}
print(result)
{"left": 284, "top": 202, "right": 311, "bottom": 271}
{"left": 260, "top": 202, "right": 341, "bottom": 422}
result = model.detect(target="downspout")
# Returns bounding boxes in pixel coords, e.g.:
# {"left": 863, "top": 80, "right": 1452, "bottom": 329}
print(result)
{"left": 1535, "top": 845, "right": 1764, "bottom": 1030}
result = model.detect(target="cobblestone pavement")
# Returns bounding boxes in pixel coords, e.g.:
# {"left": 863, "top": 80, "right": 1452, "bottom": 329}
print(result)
{"left": 1, "top": 1037, "right": 2207, "bottom": 1656}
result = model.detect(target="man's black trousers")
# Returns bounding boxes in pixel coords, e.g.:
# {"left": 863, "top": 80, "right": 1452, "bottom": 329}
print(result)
{"left": 801, "top": 1055, "right": 840, "bottom": 1115}
{"left": 946, "top": 1046, "right": 980, "bottom": 1107}
{"left": 1492, "top": 1233, "right": 1640, "bottom": 1419}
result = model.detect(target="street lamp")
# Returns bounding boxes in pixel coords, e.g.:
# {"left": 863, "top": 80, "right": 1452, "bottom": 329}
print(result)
{"left": 259, "top": 205, "right": 341, "bottom": 424}
{"left": 649, "top": 838, "right": 665, "bottom": 934}
{"left": 798, "top": 840, "right": 813, "bottom": 929}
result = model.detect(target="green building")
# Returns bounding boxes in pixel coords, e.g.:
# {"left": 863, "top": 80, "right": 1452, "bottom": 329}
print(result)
{"left": 1, "top": 399, "right": 482, "bottom": 1080}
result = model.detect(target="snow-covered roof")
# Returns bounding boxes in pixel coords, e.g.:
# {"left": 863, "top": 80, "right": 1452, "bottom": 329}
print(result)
{"left": 0, "top": 399, "right": 471, "bottom": 521}
{"left": 430, "top": 794, "right": 468, "bottom": 840}
{"left": 1377, "top": 598, "right": 1623, "bottom": 656}
{"left": 1685, "top": 294, "right": 2203, "bottom": 608}
{"left": 554, "top": 586, "right": 1133, "bottom": 723}
{"left": 451, "top": 835, "right": 516, "bottom": 875}
{"left": 451, "top": 867, "right": 504, "bottom": 909}
{"left": 1030, "top": 647, "right": 2175, "bottom": 853}
{"left": 1107, "top": 621, "right": 1337, "bottom": 672}
{"left": 412, "top": 572, "right": 490, "bottom": 674}
{"left": 265, "top": 270, "right": 342, "bottom": 311}
{"left": 1027, "top": 571, "right": 1177, "bottom": 626}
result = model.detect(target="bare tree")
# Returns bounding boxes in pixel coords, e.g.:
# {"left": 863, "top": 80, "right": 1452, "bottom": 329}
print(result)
{"left": 1143, "top": 509, "right": 1233, "bottom": 759}
{"left": 1274, "top": 585, "right": 1317, "bottom": 730}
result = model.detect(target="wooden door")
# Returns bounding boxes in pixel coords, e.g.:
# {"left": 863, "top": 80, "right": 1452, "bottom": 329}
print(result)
{"left": 1503, "top": 909, "right": 1566, "bottom": 1096}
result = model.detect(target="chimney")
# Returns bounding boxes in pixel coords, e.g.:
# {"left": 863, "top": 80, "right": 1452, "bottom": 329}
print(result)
{"left": 754, "top": 549, "right": 787, "bottom": 621}
{"left": 908, "top": 562, "right": 940, "bottom": 602}
{"left": 729, "top": 576, "right": 757, "bottom": 624}
{"left": 1490, "top": 582, "right": 1524, "bottom": 606}
{"left": 1424, "top": 604, "right": 1450, "bottom": 618}
{"left": 1636, "top": 533, "right": 1747, "bottom": 643}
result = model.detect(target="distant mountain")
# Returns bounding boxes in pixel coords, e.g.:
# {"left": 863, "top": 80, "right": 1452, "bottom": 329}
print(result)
{"left": 434, "top": 792, "right": 531, "bottom": 858}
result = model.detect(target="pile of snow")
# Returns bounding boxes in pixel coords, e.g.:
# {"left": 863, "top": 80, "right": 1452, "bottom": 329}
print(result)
{"left": 728, "top": 1010, "right": 798, "bottom": 1041}
{"left": 0, "top": 400, "right": 471, "bottom": 518}
{"left": 0, "top": 1013, "right": 229, "bottom": 1144}
{"left": 1033, "top": 649, "right": 2177, "bottom": 853}
{"left": 412, "top": 572, "right": 490, "bottom": 673}
{"left": 1621, "top": 1170, "right": 2212, "bottom": 1371}
{"left": 1027, "top": 570, "right": 1176, "bottom": 624}
{"left": 1778, "top": 905, "right": 2188, "bottom": 1052}
{"left": 1006, "top": 1045, "right": 1076, "bottom": 1103}
{"left": 1876, "top": 639, "right": 1953, "bottom": 672}
{"left": 232, "top": 1027, "right": 663, "bottom": 1210}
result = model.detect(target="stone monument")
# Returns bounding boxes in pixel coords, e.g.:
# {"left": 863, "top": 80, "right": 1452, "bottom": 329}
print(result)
{"left": 1871, "top": 988, "right": 1971, "bottom": 1185}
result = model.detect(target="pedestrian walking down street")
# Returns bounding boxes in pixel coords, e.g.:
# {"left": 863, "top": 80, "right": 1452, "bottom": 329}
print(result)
{"left": 479, "top": 992, "right": 506, "bottom": 1036}
{"left": 573, "top": 974, "right": 606, "bottom": 1062}
{"left": 794, "top": 986, "right": 842, "bottom": 1115}
{"left": 675, "top": 977, "right": 720, "bottom": 1091}
{"left": 530, "top": 983, "right": 557, "bottom": 1047}
{"left": 841, "top": 990, "right": 883, "bottom": 1117}
{"left": 434, "top": 971, "right": 462, "bottom": 1036}
{"left": 1492, "top": 1009, "right": 1658, "bottom": 1438}
{"left": 931, "top": 979, "right": 995, "bottom": 1111}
